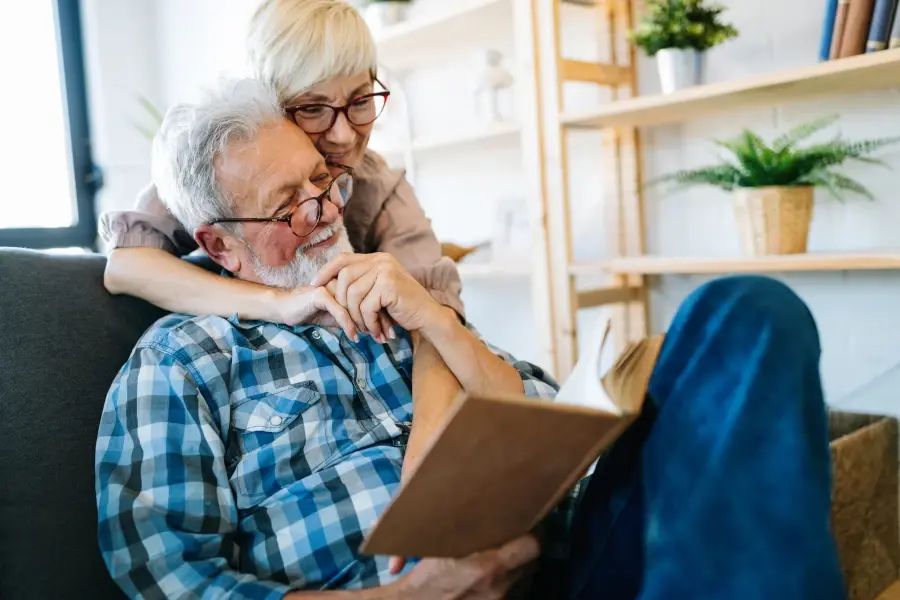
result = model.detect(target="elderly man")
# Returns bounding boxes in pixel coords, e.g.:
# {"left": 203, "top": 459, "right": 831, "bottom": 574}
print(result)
{"left": 96, "top": 77, "right": 845, "bottom": 600}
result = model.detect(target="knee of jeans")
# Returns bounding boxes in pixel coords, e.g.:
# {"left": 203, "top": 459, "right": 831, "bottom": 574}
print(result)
{"left": 688, "top": 275, "right": 819, "bottom": 347}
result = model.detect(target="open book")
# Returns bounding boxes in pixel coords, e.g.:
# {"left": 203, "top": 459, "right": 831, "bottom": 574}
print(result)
{"left": 358, "top": 316, "right": 665, "bottom": 559}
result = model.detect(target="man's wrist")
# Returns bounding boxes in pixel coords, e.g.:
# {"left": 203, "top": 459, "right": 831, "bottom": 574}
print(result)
{"left": 419, "top": 302, "right": 461, "bottom": 346}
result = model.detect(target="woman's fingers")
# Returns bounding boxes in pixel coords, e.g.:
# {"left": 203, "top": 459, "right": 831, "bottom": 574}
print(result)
{"left": 311, "top": 287, "right": 358, "bottom": 342}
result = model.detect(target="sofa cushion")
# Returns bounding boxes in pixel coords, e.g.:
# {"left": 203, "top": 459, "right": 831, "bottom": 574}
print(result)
{"left": 0, "top": 247, "right": 166, "bottom": 599}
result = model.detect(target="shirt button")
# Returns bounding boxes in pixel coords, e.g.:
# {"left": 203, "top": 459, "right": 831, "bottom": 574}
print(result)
{"left": 311, "top": 330, "right": 321, "bottom": 340}
{"left": 269, "top": 415, "right": 284, "bottom": 426}
{"left": 357, "top": 379, "right": 367, "bottom": 389}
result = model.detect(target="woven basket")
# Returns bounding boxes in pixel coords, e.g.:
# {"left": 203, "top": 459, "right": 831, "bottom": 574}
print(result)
{"left": 732, "top": 186, "right": 814, "bottom": 255}
{"left": 829, "top": 412, "right": 900, "bottom": 600}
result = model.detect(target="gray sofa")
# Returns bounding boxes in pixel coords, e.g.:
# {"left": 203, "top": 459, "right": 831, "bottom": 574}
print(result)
{"left": 0, "top": 248, "right": 167, "bottom": 599}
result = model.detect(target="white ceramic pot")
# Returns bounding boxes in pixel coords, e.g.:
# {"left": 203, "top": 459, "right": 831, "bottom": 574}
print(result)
{"left": 655, "top": 48, "right": 704, "bottom": 94}
{"left": 364, "top": 2, "right": 410, "bottom": 33}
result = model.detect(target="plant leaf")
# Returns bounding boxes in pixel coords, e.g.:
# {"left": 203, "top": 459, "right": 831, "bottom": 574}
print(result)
{"left": 772, "top": 114, "right": 840, "bottom": 152}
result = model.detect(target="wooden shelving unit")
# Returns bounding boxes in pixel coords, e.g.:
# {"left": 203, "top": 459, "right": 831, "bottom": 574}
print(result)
{"left": 534, "top": 0, "right": 900, "bottom": 381}
{"left": 369, "top": 0, "right": 557, "bottom": 370}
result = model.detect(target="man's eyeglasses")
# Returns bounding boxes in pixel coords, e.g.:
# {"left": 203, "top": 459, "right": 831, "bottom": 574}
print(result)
{"left": 209, "top": 164, "right": 354, "bottom": 238}
{"left": 284, "top": 79, "right": 390, "bottom": 135}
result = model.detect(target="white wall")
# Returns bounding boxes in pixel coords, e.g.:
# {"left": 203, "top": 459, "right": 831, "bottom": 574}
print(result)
{"left": 83, "top": 0, "right": 900, "bottom": 415}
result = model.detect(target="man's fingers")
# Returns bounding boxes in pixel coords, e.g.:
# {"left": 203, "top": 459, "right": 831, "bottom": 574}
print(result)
{"left": 313, "top": 288, "right": 358, "bottom": 342}
{"left": 346, "top": 272, "right": 382, "bottom": 340}
{"left": 359, "top": 289, "right": 389, "bottom": 343}
{"left": 495, "top": 534, "right": 540, "bottom": 571}
{"left": 388, "top": 556, "right": 406, "bottom": 575}
{"left": 311, "top": 253, "right": 369, "bottom": 287}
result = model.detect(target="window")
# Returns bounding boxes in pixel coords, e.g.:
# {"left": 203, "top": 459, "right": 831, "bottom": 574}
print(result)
{"left": 0, "top": 0, "right": 98, "bottom": 249}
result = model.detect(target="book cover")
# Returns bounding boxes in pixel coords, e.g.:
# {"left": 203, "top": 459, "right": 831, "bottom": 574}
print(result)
{"left": 831, "top": 0, "right": 852, "bottom": 58}
{"left": 867, "top": 0, "right": 897, "bottom": 50}
{"left": 839, "top": 0, "right": 876, "bottom": 57}
{"left": 820, "top": 0, "right": 841, "bottom": 60}
{"left": 359, "top": 319, "right": 665, "bottom": 559}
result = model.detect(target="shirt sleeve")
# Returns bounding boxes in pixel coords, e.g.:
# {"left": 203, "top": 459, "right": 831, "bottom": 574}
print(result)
{"left": 368, "top": 175, "right": 466, "bottom": 319}
{"left": 95, "top": 344, "right": 290, "bottom": 600}
{"left": 98, "top": 182, "right": 199, "bottom": 257}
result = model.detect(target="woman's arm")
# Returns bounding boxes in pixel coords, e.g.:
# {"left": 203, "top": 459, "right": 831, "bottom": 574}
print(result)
{"left": 105, "top": 247, "right": 281, "bottom": 319}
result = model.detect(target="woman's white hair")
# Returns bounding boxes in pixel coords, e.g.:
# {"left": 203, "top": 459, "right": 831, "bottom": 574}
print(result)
{"left": 247, "top": 0, "right": 378, "bottom": 103}
{"left": 151, "top": 77, "right": 284, "bottom": 233}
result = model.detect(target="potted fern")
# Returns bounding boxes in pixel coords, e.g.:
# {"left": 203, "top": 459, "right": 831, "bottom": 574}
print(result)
{"left": 656, "top": 115, "right": 900, "bottom": 256}
{"left": 629, "top": 0, "right": 738, "bottom": 94}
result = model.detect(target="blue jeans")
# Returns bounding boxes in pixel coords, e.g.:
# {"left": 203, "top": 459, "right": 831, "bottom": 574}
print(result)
{"left": 536, "top": 275, "right": 846, "bottom": 599}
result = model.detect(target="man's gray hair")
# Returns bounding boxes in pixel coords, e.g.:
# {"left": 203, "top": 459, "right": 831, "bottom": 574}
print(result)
{"left": 151, "top": 77, "right": 285, "bottom": 233}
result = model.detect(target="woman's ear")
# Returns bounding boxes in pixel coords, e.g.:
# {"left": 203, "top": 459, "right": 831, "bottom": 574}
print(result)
{"left": 194, "top": 224, "right": 242, "bottom": 273}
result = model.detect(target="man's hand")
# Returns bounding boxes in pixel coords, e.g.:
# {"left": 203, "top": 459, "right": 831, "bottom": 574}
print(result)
{"left": 393, "top": 534, "right": 540, "bottom": 599}
{"left": 311, "top": 253, "right": 444, "bottom": 340}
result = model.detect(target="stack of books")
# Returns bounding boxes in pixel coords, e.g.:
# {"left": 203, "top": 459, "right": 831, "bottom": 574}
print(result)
{"left": 819, "top": 0, "right": 900, "bottom": 60}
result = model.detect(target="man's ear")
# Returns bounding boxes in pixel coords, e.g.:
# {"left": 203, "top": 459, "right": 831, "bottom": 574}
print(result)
{"left": 194, "top": 224, "right": 242, "bottom": 273}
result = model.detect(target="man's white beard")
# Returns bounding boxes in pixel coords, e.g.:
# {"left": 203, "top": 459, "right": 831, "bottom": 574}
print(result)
{"left": 248, "top": 223, "right": 354, "bottom": 289}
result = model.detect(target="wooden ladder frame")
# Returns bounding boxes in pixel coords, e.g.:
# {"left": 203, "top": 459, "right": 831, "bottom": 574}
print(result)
{"left": 531, "top": 0, "right": 650, "bottom": 380}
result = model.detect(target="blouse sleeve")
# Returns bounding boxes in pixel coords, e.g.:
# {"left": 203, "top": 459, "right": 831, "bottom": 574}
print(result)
{"left": 98, "top": 182, "right": 198, "bottom": 257}
{"left": 368, "top": 176, "right": 466, "bottom": 319}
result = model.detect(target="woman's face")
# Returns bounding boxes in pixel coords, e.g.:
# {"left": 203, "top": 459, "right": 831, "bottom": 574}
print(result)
{"left": 286, "top": 71, "right": 382, "bottom": 172}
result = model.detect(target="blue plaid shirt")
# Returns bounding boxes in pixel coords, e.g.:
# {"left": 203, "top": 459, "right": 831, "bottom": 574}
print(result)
{"left": 95, "top": 313, "right": 560, "bottom": 598}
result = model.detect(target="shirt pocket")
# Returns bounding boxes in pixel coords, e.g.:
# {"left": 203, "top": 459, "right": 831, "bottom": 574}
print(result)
{"left": 228, "top": 382, "right": 332, "bottom": 509}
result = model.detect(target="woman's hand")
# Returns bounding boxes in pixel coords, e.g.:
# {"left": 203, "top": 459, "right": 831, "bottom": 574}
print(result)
{"left": 311, "top": 253, "right": 442, "bottom": 341}
{"left": 272, "top": 284, "right": 361, "bottom": 341}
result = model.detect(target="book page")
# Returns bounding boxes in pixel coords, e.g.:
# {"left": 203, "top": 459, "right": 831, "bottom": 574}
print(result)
{"left": 554, "top": 312, "right": 620, "bottom": 414}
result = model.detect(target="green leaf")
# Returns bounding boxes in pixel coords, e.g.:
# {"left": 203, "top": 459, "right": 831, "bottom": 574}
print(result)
{"left": 772, "top": 114, "right": 840, "bottom": 152}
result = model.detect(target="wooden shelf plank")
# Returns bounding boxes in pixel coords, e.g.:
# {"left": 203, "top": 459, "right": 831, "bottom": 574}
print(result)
{"left": 568, "top": 252, "right": 900, "bottom": 276}
{"left": 374, "top": 0, "right": 512, "bottom": 70}
{"left": 371, "top": 122, "right": 520, "bottom": 157}
{"left": 561, "top": 51, "right": 900, "bottom": 129}
{"left": 457, "top": 262, "right": 531, "bottom": 279}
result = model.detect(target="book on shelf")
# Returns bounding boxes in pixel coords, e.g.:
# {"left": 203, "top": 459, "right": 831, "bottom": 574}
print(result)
{"left": 890, "top": 0, "right": 900, "bottom": 46}
{"left": 820, "top": 0, "right": 840, "bottom": 60}
{"left": 839, "top": 0, "right": 876, "bottom": 57}
{"left": 867, "top": 0, "right": 899, "bottom": 51}
{"left": 829, "top": 0, "right": 852, "bottom": 58}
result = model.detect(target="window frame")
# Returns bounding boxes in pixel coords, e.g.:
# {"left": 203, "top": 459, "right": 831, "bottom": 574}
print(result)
{"left": 0, "top": 0, "right": 99, "bottom": 250}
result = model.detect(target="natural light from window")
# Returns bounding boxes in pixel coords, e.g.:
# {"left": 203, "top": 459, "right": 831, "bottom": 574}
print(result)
{"left": 0, "top": 2, "right": 76, "bottom": 230}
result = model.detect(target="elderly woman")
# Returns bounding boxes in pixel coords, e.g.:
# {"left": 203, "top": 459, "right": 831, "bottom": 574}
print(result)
{"left": 99, "top": 0, "right": 462, "bottom": 328}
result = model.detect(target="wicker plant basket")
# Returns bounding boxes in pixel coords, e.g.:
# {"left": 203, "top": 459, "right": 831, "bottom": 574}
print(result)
{"left": 732, "top": 186, "right": 814, "bottom": 255}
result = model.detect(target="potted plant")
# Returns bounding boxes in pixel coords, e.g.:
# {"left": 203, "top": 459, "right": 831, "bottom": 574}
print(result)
{"left": 363, "top": 0, "right": 413, "bottom": 34}
{"left": 655, "top": 115, "right": 900, "bottom": 256}
{"left": 629, "top": 0, "right": 738, "bottom": 94}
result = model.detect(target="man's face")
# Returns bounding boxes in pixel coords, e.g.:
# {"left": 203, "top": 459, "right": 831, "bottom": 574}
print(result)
{"left": 208, "top": 119, "right": 352, "bottom": 289}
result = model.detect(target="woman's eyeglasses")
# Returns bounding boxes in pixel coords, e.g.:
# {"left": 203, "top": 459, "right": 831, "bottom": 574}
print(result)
{"left": 284, "top": 79, "right": 390, "bottom": 135}
{"left": 208, "top": 164, "right": 355, "bottom": 238}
